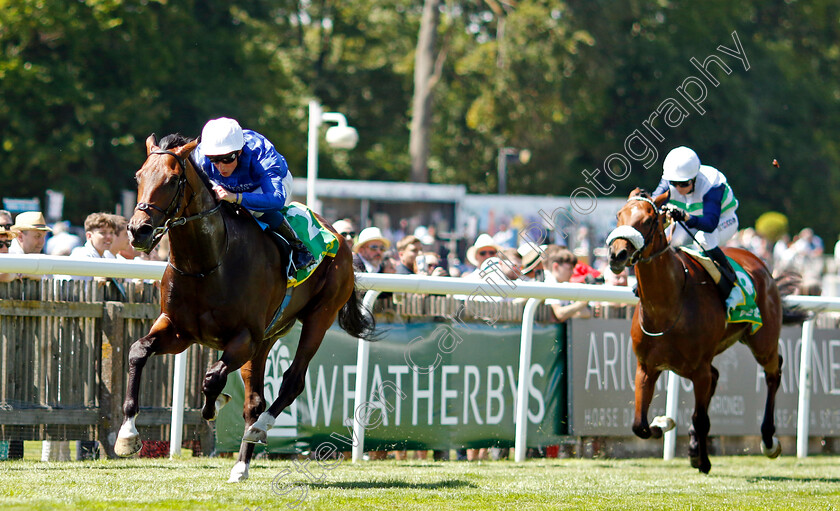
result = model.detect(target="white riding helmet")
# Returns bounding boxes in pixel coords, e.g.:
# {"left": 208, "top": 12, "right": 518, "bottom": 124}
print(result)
{"left": 662, "top": 146, "right": 701, "bottom": 181}
{"left": 201, "top": 117, "right": 245, "bottom": 155}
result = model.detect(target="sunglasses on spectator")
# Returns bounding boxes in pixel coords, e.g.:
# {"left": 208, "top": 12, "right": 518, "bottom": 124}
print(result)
{"left": 669, "top": 180, "right": 693, "bottom": 188}
{"left": 0, "top": 224, "right": 12, "bottom": 230}
{"left": 366, "top": 244, "right": 385, "bottom": 251}
{"left": 478, "top": 249, "right": 496, "bottom": 256}
{"left": 0, "top": 240, "right": 12, "bottom": 248}
{"left": 208, "top": 152, "right": 238, "bottom": 164}
{"left": 339, "top": 231, "right": 356, "bottom": 239}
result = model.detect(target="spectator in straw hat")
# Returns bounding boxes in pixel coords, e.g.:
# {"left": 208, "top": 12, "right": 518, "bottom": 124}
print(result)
{"left": 353, "top": 227, "right": 391, "bottom": 273}
{"left": 464, "top": 233, "right": 501, "bottom": 276}
{"left": 517, "top": 243, "right": 548, "bottom": 282}
{"left": 10, "top": 211, "right": 53, "bottom": 280}
{"left": 0, "top": 222, "right": 19, "bottom": 282}
{"left": 10, "top": 211, "right": 52, "bottom": 255}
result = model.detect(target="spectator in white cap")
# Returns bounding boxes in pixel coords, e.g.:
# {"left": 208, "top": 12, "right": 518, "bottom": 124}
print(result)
{"left": 465, "top": 233, "right": 501, "bottom": 275}
{"left": 194, "top": 117, "right": 314, "bottom": 272}
{"left": 353, "top": 227, "right": 390, "bottom": 273}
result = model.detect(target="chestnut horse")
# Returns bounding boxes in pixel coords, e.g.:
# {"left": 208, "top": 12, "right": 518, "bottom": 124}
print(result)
{"left": 607, "top": 188, "right": 805, "bottom": 473}
{"left": 116, "top": 134, "right": 375, "bottom": 482}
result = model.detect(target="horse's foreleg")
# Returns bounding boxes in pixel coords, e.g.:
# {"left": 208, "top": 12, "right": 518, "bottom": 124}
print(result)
{"left": 244, "top": 319, "right": 331, "bottom": 445}
{"left": 229, "top": 352, "right": 270, "bottom": 484}
{"left": 116, "top": 318, "right": 184, "bottom": 457}
{"left": 202, "top": 329, "right": 253, "bottom": 421}
{"left": 760, "top": 354, "right": 783, "bottom": 458}
{"left": 689, "top": 365, "right": 717, "bottom": 474}
{"left": 631, "top": 363, "right": 661, "bottom": 439}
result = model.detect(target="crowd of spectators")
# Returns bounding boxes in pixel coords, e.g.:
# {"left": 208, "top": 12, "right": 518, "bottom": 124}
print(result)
{"left": 0, "top": 209, "right": 168, "bottom": 283}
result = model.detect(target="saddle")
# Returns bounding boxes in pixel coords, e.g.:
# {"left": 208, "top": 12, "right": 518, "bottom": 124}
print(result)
{"left": 678, "top": 247, "right": 763, "bottom": 333}
{"left": 678, "top": 247, "right": 722, "bottom": 284}
{"left": 274, "top": 202, "right": 341, "bottom": 287}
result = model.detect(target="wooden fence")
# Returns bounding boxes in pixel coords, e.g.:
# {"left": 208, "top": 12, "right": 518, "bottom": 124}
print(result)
{"left": 0, "top": 278, "right": 218, "bottom": 454}
{"left": 0, "top": 275, "right": 644, "bottom": 456}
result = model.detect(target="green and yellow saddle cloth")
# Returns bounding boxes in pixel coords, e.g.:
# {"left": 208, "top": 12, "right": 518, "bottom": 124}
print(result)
{"left": 679, "top": 247, "right": 763, "bottom": 333}
{"left": 281, "top": 202, "right": 340, "bottom": 287}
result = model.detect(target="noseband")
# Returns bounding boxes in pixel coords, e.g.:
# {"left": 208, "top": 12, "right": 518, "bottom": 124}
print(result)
{"left": 135, "top": 149, "right": 223, "bottom": 250}
{"left": 606, "top": 196, "right": 670, "bottom": 265}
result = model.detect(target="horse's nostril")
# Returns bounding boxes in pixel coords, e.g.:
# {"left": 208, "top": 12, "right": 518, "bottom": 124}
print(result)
{"left": 129, "top": 223, "right": 154, "bottom": 241}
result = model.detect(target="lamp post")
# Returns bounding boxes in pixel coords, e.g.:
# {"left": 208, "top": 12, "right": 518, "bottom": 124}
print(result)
{"left": 307, "top": 100, "right": 359, "bottom": 211}
{"left": 497, "top": 147, "right": 531, "bottom": 195}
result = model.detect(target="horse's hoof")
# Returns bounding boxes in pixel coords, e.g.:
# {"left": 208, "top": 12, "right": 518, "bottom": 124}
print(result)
{"left": 114, "top": 435, "right": 142, "bottom": 457}
{"left": 689, "top": 455, "right": 700, "bottom": 469}
{"left": 651, "top": 416, "right": 676, "bottom": 433}
{"left": 243, "top": 426, "right": 267, "bottom": 445}
{"left": 207, "top": 394, "right": 232, "bottom": 422}
{"left": 698, "top": 461, "right": 711, "bottom": 474}
{"left": 227, "top": 461, "right": 250, "bottom": 483}
{"left": 761, "top": 437, "right": 782, "bottom": 458}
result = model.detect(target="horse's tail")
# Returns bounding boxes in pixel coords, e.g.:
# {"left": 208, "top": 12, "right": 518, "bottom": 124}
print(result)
{"left": 775, "top": 271, "right": 811, "bottom": 325}
{"left": 338, "top": 286, "right": 379, "bottom": 342}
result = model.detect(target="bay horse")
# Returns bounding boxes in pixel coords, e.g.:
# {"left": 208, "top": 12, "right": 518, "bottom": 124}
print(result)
{"left": 607, "top": 188, "right": 806, "bottom": 473}
{"left": 116, "top": 134, "right": 376, "bottom": 482}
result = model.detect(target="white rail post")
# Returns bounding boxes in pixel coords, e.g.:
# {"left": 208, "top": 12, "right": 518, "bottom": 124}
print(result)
{"left": 169, "top": 350, "right": 188, "bottom": 458}
{"left": 663, "top": 371, "right": 680, "bottom": 460}
{"left": 352, "top": 290, "right": 380, "bottom": 463}
{"left": 797, "top": 318, "right": 816, "bottom": 458}
{"left": 514, "top": 298, "right": 541, "bottom": 462}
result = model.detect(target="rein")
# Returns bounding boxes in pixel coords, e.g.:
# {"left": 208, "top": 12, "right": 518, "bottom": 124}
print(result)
{"left": 137, "top": 149, "right": 226, "bottom": 277}
{"left": 637, "top": 257, "right": 689, "bottom": 337}
{"left": 610, "top": 195, "right": 687, "bottom": 337}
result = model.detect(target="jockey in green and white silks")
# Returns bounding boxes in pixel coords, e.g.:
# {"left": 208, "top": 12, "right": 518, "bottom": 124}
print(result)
{"left": 653, "top": 146, "right": 740, "bottom": 305}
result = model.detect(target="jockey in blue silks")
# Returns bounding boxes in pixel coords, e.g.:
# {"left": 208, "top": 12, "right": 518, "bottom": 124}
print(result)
{"left": 194, "top": 117, "right": 314, "bottom": 271}
{"left": 653, "top": 146, "right": 740, "bottom": 306}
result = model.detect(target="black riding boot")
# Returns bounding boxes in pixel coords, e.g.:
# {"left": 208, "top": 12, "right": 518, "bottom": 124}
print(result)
{"left": 706, "top": 247, "right": 736, "bottom": 303}
{"left": 274, "top": 217, "right": 315, "bottom": 271}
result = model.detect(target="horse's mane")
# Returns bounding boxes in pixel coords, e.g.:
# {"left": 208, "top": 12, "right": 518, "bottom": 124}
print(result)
{"left": 158, "top": 133, "right": 215, "bottom": 194}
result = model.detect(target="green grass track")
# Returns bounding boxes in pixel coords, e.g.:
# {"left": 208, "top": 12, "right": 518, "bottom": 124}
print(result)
{"left": 1, "top": 455, "right": 839, "bottom": 510}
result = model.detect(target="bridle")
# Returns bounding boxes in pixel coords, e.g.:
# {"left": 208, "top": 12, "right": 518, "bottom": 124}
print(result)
{"left": 608, "top": 195, "right": 686, "bottom": 337}
{"left": 607, "top": 196, "right": 671, "bottom": 265}
{"left": 135, "top": 149, "right": 226, "bottom": 277}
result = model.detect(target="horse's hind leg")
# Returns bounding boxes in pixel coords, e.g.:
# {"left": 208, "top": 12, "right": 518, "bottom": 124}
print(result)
{"left": 631, "top": 363, "right": 663, "bottom": 439}
{"left": 244, "top": 317, "right": 332, "bottom": 444}
{"left": 688, "top": 365, "right": 716, "bottom": 474}
{"left": 760, "top": 353, "right": 783, "bottom": 457}
{"left": 745, "top": 327, "right": 783, "bottom": 457}
{"left": 228, "top": 347, "right": 272, "bottom": 483}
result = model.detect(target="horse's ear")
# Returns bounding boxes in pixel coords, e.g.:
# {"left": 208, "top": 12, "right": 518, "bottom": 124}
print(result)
{"left": 145, "top": 134, "right": 159, "bottom": 155}
{"left": 174, "top": 139, "right": 199, "bottom": 159}
{"left": 654, "top": 191, "right": 670, "bottom": 208}
{"left": 629, "top": 187, "right": 642, "bottom": 198}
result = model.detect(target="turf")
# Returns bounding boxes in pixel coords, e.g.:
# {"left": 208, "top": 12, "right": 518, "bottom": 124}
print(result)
{"left": 1, "top": 455, "right": 839, "bottom": 510}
